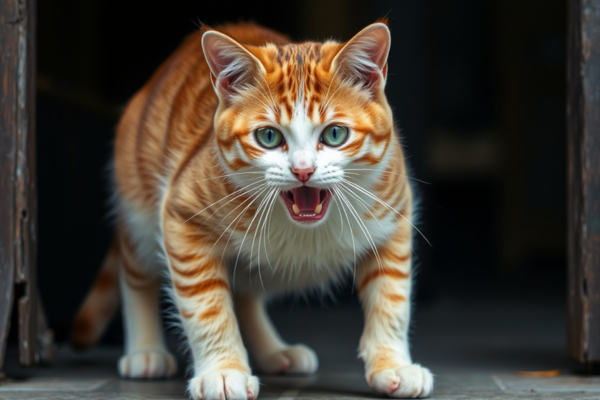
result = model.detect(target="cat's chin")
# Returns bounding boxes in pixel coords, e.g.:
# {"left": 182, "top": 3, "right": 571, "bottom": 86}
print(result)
{"left": 280, "top": 187, "right": 332, "bottom": 225}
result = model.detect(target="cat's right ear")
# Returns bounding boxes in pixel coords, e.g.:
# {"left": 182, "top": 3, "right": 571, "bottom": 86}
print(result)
{"left": 331, "top": 22, "right": 391, "bottom": 95}
{"left": 202, "top": 30, "right": 265, "bottom": 104}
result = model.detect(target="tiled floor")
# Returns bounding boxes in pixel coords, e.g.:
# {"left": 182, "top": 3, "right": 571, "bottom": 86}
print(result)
{"left": 1, "top": 297, "right": 597, "bottom": 399}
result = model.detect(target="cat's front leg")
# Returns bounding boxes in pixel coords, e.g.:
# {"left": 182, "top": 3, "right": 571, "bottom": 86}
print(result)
{"left": 356, "top": 225, "right": 434, "bottom": 398}
{"left": 163, "top": 216, "right": 259, "bottom": 400}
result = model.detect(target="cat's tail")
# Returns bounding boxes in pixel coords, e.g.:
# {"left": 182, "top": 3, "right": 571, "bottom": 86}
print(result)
{"left": 70, "top": 238, "right": 121, "bottom": 351}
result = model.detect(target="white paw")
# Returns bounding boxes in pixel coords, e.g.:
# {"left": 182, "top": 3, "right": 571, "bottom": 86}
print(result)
{"left": 257, "top": 344, "right": 318, "bottom": 374}
{"left": 118, "top": 349, "right": 177, "bottom": 379}
{"left": 188, "top": 370, "right": 259, "bottom": 400}
{"left": 369, "top": 364, "right": 434, "bottom": 398}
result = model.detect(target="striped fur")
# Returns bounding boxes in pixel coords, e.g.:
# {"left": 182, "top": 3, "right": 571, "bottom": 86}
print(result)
{"left": 71, "top": 21, "right": 433, "bottom": 399}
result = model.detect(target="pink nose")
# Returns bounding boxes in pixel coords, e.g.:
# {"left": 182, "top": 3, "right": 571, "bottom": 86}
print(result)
{"left": 291, "top": 167, "right": 315, "bottom": 183}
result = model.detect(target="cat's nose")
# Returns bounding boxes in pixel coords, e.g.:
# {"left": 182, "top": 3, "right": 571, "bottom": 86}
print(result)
{"left": 291, "top": 167, "right": 315, "bottom": 184}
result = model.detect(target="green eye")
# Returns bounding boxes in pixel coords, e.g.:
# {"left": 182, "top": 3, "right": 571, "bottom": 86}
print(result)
{"left": 255, "top": 127, "right": 284, "bottom": 149}
{"left": 321, "top": 125, "right": 349, "bottom": 147}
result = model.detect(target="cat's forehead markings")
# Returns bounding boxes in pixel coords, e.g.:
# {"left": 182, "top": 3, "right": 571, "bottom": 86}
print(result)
{"left": 276, "top": 43, "right": 322, "bottom": 65}
{"left": 272, "top": 43, "right": 326, "bottom": 127}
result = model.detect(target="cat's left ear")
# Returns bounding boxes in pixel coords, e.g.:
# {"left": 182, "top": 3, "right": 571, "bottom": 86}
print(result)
{"left": 332, "top": 22, "right": 391, "bottom": 94}
{"left": 202, "top": 30, "right": 266, "bottom": 104}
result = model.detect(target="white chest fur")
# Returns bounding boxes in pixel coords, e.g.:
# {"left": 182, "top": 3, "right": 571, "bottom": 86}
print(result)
{"left": 226, "top": 194, "right": 398, "bottom": 294}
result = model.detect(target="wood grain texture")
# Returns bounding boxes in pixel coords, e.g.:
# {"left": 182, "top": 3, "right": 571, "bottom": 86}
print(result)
{"left": 0, "top": 0, "right": 19, "bottom": 373}
{"left": 0, "top": 0, "right": 45, "bottom": 370}
{"left": 567, "top": 0, "right": 600, "bottom": 363}
{"left": 16, "top": 0, "right": 39, "bottom": 367}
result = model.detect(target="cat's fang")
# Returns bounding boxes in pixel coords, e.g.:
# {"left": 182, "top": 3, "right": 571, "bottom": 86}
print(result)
{"left": 280, "top": 188, "right": 331, "bottom": 222}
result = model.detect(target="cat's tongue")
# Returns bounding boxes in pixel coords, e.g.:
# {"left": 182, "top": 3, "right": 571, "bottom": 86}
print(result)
{"left": 292, "top": 186, "right": 320, "bottom": 214}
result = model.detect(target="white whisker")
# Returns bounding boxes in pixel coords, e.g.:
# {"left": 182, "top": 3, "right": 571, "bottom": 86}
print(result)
{"left": 339, "top": 182, "right": 391, "bottom": 242}
{"left": 342, "top": 178, "right": 431, "bottom": 247}
{"left": 335, "top": 187, "right": 382, "bottom": 270}
{"left": 187, "top": 178, "right": 265, "bottom": 224}
{"left": 331, "top": 185, "right": 356, "bottom": 284}
{"left": 345, "top": 168, "right": 431, "bottom": 184}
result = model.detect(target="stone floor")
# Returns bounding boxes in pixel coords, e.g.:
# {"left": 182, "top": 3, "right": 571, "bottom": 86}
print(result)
{"left": 1, "top": 296, "right": 597, "bottom": 399}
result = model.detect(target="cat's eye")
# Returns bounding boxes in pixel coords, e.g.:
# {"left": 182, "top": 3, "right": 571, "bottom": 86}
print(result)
{"left": 321, "top": 125, "right": 349, "bottom": 147}
{"left": 255, "top": 127, "right": 284, "bottom": 149}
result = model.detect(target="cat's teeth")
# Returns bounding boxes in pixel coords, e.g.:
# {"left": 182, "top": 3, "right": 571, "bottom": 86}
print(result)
{"left": 292, "top": 204, "right": 300, "bottom": 214}
{"left": 315, "top": 203, "right": 322, "bottom": 214}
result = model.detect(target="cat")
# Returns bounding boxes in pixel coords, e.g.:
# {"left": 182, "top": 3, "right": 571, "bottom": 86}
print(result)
{"left": 71, "top": 20, "right": 433, "bottom": 399}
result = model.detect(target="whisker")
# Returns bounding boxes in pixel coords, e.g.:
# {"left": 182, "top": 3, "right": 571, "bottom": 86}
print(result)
{"left": 339, "top": 182, "right": 392, "bottom": 242}
{"left": 249, "top": 189, "right": 277, "bottom": 291}
{"left": 262, "top": 188, "right": 280, "bottom": 270}
{"left": 322, "top": 83, "right": 345, "bottom": 112}
{"left": 198, "top": 181, "right": 267, "bottom": 227}
{"left": 259, "top": 188, "right": 279, "bottom": 280}
{"left": 191, "top": 171, "right": 264, "bottom": 183}
{"left": 344, "top": 168, "right": 431, "bottom": 185}
{"left": 342, "top": 178, "right": 432, "bottom": 248}
{"left": 186, "top": 178, "right": 265, "bottom": 224}
{"left": 266, "top": 189, "right": 281, "bottom": 248}
{"left": 207, "top": 184, "right": 271, "bottom": 258}
{"left": 214, "top": 185, "right": 272, "bottom": 288}
{"left": 331, "top": 185, "right": 356, "bottom": 285}
{"left": 234, "top": 188, "right": 274, "bottom": 288}
{"left": 332, "top": 192, "right": 345, "bottom": 244}
{"left": 335, "top": 188, "right": 383, "bottom": 270}
{"left": 323, "top": 66, "right": 342, "bottom": 110}
{"left": 254, "top": 75, "right": 280, "bottom": 116}
{"left": 219, "top": 189, "right": 266, "bottom": 264}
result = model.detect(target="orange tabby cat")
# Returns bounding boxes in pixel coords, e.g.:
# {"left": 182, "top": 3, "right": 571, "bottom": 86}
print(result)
{"left": 71, "top": 21, "right": 433, "bottom": 399}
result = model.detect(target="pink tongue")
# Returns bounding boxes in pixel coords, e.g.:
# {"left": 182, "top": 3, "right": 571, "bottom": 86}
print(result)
{"left": 292, "top": 187, "right": 320, "bottom": 212}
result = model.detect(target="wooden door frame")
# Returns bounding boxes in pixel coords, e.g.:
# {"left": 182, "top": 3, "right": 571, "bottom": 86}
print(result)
{"left": 567, "top": 0, "right": 600, "bottom": 364}
{"left": 0, "top": 0, "right": 54, "bottom": 372}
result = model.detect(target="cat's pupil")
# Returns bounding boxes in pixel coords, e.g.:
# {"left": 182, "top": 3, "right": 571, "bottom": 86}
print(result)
{"left": 331, "top": 128, "right": 338, "bottom": 139}
{"left": 267, "top": 129, "right": 273, "bottom": 142}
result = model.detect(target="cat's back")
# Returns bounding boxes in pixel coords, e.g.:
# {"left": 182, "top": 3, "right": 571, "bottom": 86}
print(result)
{"left": 113, "top": 23, "right": 289, "bottom": 211}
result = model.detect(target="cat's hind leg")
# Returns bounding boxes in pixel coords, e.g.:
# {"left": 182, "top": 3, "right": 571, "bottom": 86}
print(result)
{"left": 117, "top": 223, "right": 177, "bottom": 379}
{"left": 235, "top": 294, "right": 318, "bottom": 374}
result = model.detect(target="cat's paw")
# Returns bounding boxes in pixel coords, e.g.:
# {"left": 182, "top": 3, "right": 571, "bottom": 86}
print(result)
{"left": 369, "top": 364, "right": 433, "bottom": 398}
{"left": 188, "top": 370, "right": 260, "bottom": 400}
{"left": 257, "top": 344, "right": 318, "bottom": 374}
{"left": 118, "top": 349, "right": 177, "bottom": 379}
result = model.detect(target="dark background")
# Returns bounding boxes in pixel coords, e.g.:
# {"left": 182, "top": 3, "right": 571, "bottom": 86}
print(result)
{"left": 28, "top": 0, "right": 566, "bottom": 345}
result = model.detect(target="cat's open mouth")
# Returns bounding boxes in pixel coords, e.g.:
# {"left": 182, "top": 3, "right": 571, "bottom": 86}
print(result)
{"left": 280, "top": 187, "right": 332, "bottom": 222}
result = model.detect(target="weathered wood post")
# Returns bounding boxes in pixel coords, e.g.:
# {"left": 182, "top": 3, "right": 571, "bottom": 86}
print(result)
{"left": 567, "top": 0, "right": 600, "bottom": 364}
{"left": 0, "top": 0, "right": 54, "bottom": 371}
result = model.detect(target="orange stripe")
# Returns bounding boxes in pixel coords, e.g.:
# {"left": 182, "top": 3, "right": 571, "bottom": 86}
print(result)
{"left": 380, "top": 249, "right": 411, "bottom": 264}
{"left": 170, "top": 260, "right": 214, "bottom": 279}
{"left": 218, "top": 361, "right": 248, "bottom": 372}
{"left": 180, "top": 308, "right": 194, "bottom": 319}
{"left": 170, "top": 251, "right": 204, "bottom": 264}
{"left": 384, "top": 293, "right": 407, "bottom": 302}
{"left": 368, "top": 351, "right": 401, "bottom": 384}
{"left": 171, "top": 119, "right": 215, "bottom": 184}
{"left": 174, "top": 278, "right": 229, "bottom": 298}
{"left": 358, "top": 268, "right": 410, "bottom": 293}
{"left": 342, "top": 133, "right": 367, "bottom": 157}
{"left": 199, "top": 306, "right": 222, "bottom": 320}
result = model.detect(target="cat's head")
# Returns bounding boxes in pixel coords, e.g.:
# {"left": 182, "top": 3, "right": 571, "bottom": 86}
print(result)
{"left": 202, "top": 22, "right": 395, "bottom": 227}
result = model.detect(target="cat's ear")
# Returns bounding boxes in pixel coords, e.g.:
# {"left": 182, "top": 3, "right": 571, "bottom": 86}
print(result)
{"left": 332, "top": 22, "right": 391, "bottom": 94}
{"left": 202, "top": 30, "right": 265, "bottom": 103}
